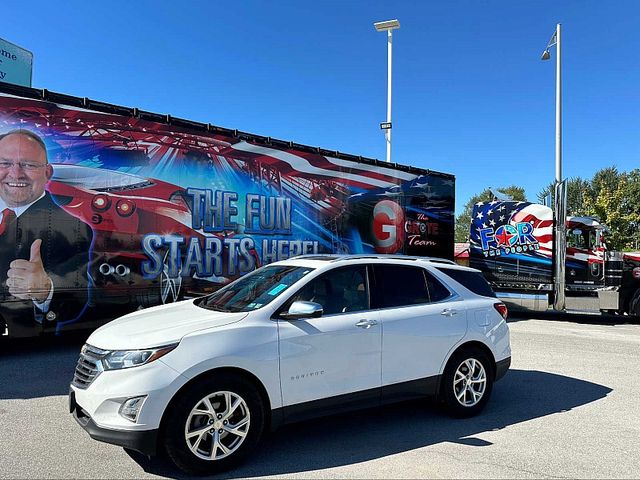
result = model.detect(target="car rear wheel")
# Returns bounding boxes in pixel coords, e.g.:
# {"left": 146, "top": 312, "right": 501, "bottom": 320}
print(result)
{"left": 440, "top": 347, "right": 494, "bottom": 417}
{"left": 163, "top": 373, "right": 265, "bottom": 475}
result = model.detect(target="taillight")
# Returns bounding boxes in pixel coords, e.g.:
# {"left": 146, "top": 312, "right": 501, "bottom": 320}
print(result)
{"left": 91, "top": 194, "right": 111, "bottom": 212}
{"left": 494, "top": 302, "right": 508, "bottom": 320}
{"left": 115, "top": 199, "right": 136, "bottom": 217}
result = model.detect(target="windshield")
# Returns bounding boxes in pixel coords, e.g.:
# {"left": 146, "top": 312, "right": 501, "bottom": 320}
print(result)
{"left": 196, "top": 265, "right": 314, "bottom": 312}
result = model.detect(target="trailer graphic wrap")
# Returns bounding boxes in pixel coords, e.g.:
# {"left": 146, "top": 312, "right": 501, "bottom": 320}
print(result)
{"left": 470, "top": 201, "right": 555, "bottom": 285}
{"left": 470, "top": 201, "right": 597, "bottom": 286}
{"left": 0, "top": 91, "right": 454, "bottom": 337}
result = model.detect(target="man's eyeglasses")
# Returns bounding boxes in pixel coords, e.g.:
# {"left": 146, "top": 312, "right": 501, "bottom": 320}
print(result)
{"left": 0, "top": 161, "right": 47, "bottom": 171}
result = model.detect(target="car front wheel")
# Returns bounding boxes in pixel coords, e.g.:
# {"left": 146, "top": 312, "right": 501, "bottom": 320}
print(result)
{"left": 163, "top": 373, "right": 265, "bottom": 475}
{"left": 440, "top": 347, "right": 494, "bottom": 417}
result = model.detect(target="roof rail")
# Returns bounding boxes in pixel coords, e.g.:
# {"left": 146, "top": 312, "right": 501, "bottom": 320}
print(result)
{"left": 417, "top": 257, "right": 457, "bottom": 265}
{"left": 288, "top": 254, "right": 457, "bottom": 265}
{"left": 287, "top": 254, "right": 341, "bottom": 261}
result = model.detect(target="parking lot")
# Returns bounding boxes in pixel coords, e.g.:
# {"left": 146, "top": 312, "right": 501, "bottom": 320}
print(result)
{"left": 1, "top": 313, "right": 639, "bottom": 479}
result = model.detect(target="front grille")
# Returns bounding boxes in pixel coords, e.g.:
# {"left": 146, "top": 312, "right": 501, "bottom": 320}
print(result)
{"left": 72, "top": 344, "right": 109, "bottom": 389}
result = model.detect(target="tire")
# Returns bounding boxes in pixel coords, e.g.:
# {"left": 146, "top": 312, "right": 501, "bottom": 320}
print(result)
{"left": 629, "top": 289, "right": 640, "bottom": 317}
{"left": 163, "top": 373, "right": 266, "bottom": 475}
{"left": 440, "top": 347, "right": 494, "bottom": 418}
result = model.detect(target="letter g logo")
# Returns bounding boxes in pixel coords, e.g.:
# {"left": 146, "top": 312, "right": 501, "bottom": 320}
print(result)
{"left": 372, "top": 200, "right": 405, "bottom": 253}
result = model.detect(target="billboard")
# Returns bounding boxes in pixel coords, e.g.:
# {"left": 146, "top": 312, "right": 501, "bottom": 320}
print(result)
{"left": 0, "top": 89, "right": 454, "bottom": 337}
{"left": 0, "top": 38, "right": 33, "bottom": 87}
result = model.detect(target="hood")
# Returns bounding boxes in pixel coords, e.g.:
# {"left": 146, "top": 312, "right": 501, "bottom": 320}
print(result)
{"left": 87, "top": 299, "right": 249, "bottom": 350}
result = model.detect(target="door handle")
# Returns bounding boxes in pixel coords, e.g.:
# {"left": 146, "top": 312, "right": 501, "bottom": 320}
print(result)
{"left": 355, "top": 319, "right": 377, "bottom": 329}
{"left": 440, "top": 308, "right": 458, "bottom": 317}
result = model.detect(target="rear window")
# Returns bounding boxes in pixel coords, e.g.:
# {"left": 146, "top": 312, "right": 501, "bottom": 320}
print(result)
{"left": 436, "top": 268, "right": 496, "bottom": 298}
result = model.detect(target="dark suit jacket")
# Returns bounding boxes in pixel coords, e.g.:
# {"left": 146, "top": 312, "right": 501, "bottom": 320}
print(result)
{"left": 0, "top": 193, "right": 93, "bottom": 337}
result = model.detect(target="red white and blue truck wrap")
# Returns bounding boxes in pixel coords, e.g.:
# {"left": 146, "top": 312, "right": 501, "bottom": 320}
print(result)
{"left": 469, "top": 199, "right": 640, "bottom": 315}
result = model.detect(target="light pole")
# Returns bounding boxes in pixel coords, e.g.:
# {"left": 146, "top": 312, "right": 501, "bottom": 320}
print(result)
{"left": 541, "top": 23, "right": 562, "bottom": 183}
{"left": 374, "top": 19, "right": 400, "bottom": 163}
{"left": 541, "top": 23, "right": 566, "bottom": 312}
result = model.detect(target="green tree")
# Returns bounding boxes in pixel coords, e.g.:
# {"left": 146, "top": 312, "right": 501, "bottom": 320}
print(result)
{"left": 537, "top": 167, "right": 640, "bottom": 251}
{"left": 587, "top": 169, "right": 640, "bottom": 251}
{"left": 537, "top": 176, "right": 592, "bottom": 216}
{"left": 455, "top": 186, "right": 526, "bottom": 242}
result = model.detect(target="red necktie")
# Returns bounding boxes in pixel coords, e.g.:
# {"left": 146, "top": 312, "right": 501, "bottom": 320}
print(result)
{"left": 0, "top": 208, "right": 16, "bottom": 236}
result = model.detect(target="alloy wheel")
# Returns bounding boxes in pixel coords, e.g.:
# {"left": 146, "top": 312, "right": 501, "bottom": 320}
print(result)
{"left": 184, "top": 391, "right": 251, "bottom": 461}
{"left": 453, "top": 358, "right": 487, "bottom": 407}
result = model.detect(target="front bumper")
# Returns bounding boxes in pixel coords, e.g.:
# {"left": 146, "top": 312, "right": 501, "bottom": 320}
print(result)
{"left": 70, "top": 389, "right": 158, "bottom": 456}
{"left": 68, "top": 357, "right": 186, "bottom": 456}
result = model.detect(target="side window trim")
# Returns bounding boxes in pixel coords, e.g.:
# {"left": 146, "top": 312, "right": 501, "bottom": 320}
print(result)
{"left": 364, "top": 264, "right": 372, "bottom": 312}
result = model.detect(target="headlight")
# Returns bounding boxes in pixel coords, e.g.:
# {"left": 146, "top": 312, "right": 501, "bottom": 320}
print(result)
{"left": 101, "top": 343, "right": 178, "bottom": 370}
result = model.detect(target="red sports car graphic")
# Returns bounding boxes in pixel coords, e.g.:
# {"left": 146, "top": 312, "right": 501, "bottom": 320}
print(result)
{"left": 47, "top": 165, "right": 259, "bottom": 307}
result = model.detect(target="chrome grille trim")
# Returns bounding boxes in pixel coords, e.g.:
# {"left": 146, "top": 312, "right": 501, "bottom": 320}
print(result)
{"left": 72, "top": 344, "right": 108, "bottom": 389}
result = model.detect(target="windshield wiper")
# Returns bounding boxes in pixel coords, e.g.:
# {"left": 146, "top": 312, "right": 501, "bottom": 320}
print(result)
{"left": 194, "top": 299, "right": 241, "bottom": 313}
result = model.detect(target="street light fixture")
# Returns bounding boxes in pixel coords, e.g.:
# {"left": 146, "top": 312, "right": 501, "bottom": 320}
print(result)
{"left": 374, "top": 18, "right": 400, "bottom": 163}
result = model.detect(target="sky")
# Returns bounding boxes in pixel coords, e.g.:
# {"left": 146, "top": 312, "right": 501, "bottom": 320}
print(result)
{"left": 2, "top": 0, "right": 638, "bottom": 215}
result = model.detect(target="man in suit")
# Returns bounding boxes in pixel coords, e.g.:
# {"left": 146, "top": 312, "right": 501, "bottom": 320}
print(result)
{"left": 0, "top": 129, "right": 93, "bottom": 337}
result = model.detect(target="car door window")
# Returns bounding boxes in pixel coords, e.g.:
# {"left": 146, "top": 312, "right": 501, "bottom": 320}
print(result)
{"left": 424, "top": 270, "right": 452, "bottom": 302}
{"left": 288, "top": 265, "right": 369, "bottom": 315}
{"left": 371, "top": 265, "right": 430, "bottom": 308}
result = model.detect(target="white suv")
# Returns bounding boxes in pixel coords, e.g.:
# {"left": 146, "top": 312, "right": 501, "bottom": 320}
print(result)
{"left": 69, "top": 255, "right": 511, "bottom": 475}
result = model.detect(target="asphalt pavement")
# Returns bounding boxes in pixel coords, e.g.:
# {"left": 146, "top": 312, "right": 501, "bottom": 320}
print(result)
{"left": 0, "top": 313, "right": 639, "bottom": 479}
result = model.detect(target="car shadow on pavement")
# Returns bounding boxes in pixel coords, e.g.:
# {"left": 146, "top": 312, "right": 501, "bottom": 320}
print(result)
{"left": 0, "top": 334, "right": 85, "bottom": 399}
{"left": 126, "top": 369, "right": 612, "bottom": 479}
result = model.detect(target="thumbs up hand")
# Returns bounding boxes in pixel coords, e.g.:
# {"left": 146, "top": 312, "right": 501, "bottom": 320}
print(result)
{"left": 6, "top": 239, "right": 53, "bottom": 302}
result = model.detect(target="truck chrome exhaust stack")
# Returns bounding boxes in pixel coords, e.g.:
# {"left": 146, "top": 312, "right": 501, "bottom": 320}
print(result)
{"left": 553, "top": 180, "right": 568, "bottom": 311}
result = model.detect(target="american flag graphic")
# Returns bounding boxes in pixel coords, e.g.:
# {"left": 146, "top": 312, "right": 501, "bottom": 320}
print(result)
{"left": 470, "top": 200, "right": 553, "bottom": 257}
{"left": 0, "top": 93, "right": 426, "bottom": 220}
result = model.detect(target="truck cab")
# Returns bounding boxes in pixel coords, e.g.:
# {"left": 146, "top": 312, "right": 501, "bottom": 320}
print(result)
{"left": 564, "top": 217, "right": 607, "bottom": 288}
{"left": 467, "top": 200, "right": 640, "bottom": 316}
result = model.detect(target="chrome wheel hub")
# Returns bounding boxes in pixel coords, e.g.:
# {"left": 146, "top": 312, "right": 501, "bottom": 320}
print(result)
{"left": 184, "top": 391, "right": 251, "bottom": 461}
{"left": 453, "top": 358, "right": 487, "bottom": 407}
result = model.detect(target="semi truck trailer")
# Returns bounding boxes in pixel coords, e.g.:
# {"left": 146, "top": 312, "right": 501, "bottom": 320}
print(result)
{"left": 0, "top": 81, "right": 455, "bottom": 339}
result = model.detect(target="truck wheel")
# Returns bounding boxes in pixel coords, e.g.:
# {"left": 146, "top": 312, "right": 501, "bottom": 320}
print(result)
{"left": 440, "top": 347, "right": 494, "bottom": 418}
{"left": 629, "top": 289, "right": 640, "bottom": 317}
{"left": 163, "top": 373, "right": 265, "bottom": 475}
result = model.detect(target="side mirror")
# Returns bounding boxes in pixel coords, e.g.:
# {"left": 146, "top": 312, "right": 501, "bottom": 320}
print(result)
{"left": 280, "top": 301, "right": 323, "bottom": 320}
